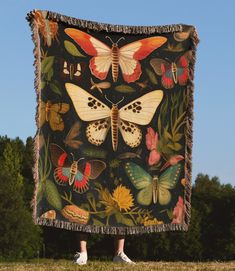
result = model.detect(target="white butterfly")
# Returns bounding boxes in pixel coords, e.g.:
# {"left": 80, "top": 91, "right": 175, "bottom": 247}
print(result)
{"left": 65, "top": 83, "right": 163, "bottom": 151}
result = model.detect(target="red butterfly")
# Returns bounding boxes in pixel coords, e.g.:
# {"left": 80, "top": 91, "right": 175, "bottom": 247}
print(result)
{"left": 64, "top": 28, "right": 167, "bottom": 83}
{"left": 150, "top": 51, "right": 192, "bottom": 89}
{"left": 50, "top": 144, "right": 106, "bottom": 193}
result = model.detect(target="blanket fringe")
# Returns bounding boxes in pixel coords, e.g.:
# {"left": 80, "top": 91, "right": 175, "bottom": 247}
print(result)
{"left": 26, "top": 10, "right": 184, "bottom": 34}
{"left": 26, "top": 9, "right": 199, "bottom": 235}
{"left": 183, "top": 28, "right": 200, "bottom": 230}
{"left": 35, "top": 217, "right": 188, "bottom": 235}
{"left": 26, "top": 11, "right": 41, "bottom": 223}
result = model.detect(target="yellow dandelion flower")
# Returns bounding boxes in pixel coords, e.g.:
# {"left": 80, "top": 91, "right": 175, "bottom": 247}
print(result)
{"left": 112, "top": 185, "right": 134, "bottom": 212}
{"left": 98, "top": 188, "right": 117, "bottom": 215}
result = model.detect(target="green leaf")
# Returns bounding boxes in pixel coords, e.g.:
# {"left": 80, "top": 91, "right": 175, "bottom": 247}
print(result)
{"left": 115, "top": 85, "right": 135, "bottom": 93}
{"left": 92, "top": 218, "right": 105, "bottom": 226}
{"left": 96, "top": 202, "right": 102, "bottom": 208}
{"left": 168, "top": 142, "right": 182, "bottom": 151}
{"left": 167, "top": 209, "right": 173, "bottom": 219}
{"left": 146, "top": 68, "right": 158, "bottom": 84}
{"left": 45, "top": 179, "right": 62, "bottom": 211}
{"left": 40, "top": 80, "right": 46, "bottom": 90}
{"left": 173, "top": 133, "right": 183, "bottom": 142}
{"left": 86, "top": 192, "right": 95, "bottom": 201}
{"left": 46, "top": 68, "right": 54, "bottom": 81}
{"left": 36, "top": 181, "right": 44, "bottom": 204}
{"left": 64, "top": 40, "right": 85, "bottom": 57}
{"left": 41, "top": 56, "right": 55, "bottom": 74}
{"left": 49, "top": 81, "right": 62, "bottom": 96}
{"left": 115, "top": 212, "right": 134, "bottom": 226}
{"left": 163, "top": 129, "right": 172, "bottom": 140}
{"left": 79, "top": 203, "right": 90, "bottom": 211}
{"left": 95, "top": 211, "right": 107, "bottom": 219}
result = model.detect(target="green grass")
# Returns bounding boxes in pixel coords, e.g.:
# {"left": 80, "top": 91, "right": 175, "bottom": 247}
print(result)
{"left": 0, "top": 259, "right": 235, "bottom": 271}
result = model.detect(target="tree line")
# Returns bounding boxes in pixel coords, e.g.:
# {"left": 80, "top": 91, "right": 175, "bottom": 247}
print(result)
{"left": 0, "top": 136, "right": 234, "bottom": 261}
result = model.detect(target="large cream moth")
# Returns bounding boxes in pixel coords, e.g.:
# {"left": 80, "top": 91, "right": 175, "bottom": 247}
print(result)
{"left": 65, "top": 83, "right": 163, "bottom": 151}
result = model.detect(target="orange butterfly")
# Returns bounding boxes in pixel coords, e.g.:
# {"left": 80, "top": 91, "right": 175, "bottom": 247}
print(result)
{"left": 65, "top": 28, "right": 167, "bottom": 83}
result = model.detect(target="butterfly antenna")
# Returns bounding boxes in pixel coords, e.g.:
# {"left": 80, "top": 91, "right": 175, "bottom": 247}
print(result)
{"left": 104, "top": 95, "right": 113, "bottom": 105}
{"left": 116, "top": 37, "right": 125, "bottom": 45}
{"left": 77, "top": 157, "right": 85, "bottom": 162}
{"left": 105, "top": 36, "right": 114, "bottom": 44}
{"left": 116, "top": 96, "right": 124, "bottom": 105}
{"left": 70, "top": 153, "right": 75, "bottom": 161}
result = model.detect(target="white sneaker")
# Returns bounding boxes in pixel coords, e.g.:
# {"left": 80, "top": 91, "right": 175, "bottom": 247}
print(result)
{"left": 113, "top": 251, "right": 136, "bottom": 264}
{"left": 73, "top": 251, "right": 88, "bottom": 265}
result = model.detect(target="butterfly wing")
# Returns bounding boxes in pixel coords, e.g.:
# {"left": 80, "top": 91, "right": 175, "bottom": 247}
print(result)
{"left": 119, "top": 36, "right": 167, "bottom": 83}
{"left": 78, "top": 160, "right": 106, "bottom": 180}
{"left": 64, "top": 28, "right": 112, "bottom": 80}
{"left": 86, "top": 118, "right": 111, "bottom": 146}
{"left": 119, "top": 90, "right": 163, "bottom": 125}
{"left": 65, "top": 83, "right": 110, "bottom": 121}
{"left": 50, "top": 143, "right": 71, "bottom": 185}
{"left": 64, "top": 121, "right": 83, "bottom": 149}
{"left": 124, "top": 162, "right": 153, "bottom": 206}
{"left": 158, "top": 164, "right": 182, "bottom": 205}
{"left": 73, "top": 162, "right": 91, "bottom": 193}
{"left": 48, "top": 103, "right": 70, "bottom": 131}
{"left": 176, "top": 52, "right": 190, "bottom": 86}
{"left": 150, "top": 58, "right": 169, "bottom": 75}
{"left": 54, "top": 167, "right": 70, "bottom": 185}
{"left": 50, "top": 143, "right": 71, "bottom": 168}
{"left": 137, "top": 184, "right": 153, "bottom": 206}
{"left": 119, "top": 120, "right": 142, "bottom": 148}
{"left": 150, "top": 58, "right": 175, "bottom": 89}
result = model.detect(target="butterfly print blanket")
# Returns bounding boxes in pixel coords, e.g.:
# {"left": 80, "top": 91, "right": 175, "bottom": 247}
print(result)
{"left": 27, "top": 10, "right": 199, "bottom": 235}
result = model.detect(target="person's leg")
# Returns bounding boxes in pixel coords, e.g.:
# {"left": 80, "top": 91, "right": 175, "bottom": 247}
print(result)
{"left": 113, "top": 235, "right": 135, "bottom": 264}
{"left": 114, "top": 234, "right": 125, "bottom": 256}
{"left": 79, "top": 233, "right": 88, "bottom": 253}
{"left": 74, "top": 233, "right": 88, "bottom": 265}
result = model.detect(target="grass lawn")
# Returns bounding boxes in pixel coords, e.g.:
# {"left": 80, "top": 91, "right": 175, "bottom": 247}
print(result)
{"left": 0, "top": 259, "right": 234, "bottom": 271}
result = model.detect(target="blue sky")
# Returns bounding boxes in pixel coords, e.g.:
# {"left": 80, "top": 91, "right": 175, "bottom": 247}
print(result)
{"left": 0, "top": 0, "right": 234, "bottom": 186}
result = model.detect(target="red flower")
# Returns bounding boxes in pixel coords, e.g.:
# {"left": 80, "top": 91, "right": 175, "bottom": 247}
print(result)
{"left": 145, "top": 127, "right": 161, "bottom": 166}
{"left": 172, "top": 196, "right": 185, "bottom": 224}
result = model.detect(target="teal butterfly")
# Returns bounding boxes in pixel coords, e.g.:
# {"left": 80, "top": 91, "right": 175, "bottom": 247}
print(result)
{"left": 124, "top": 162, "right": 181, "bottom": 206}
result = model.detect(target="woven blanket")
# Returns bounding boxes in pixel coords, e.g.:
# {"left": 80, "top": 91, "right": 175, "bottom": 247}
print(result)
{"left": 27, "top": 10, "right": 199, "bottom": 235}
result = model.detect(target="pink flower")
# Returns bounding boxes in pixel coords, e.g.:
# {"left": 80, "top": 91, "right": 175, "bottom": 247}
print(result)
{"left": 160, "top": 155, "right": 184, "bottom": 171}
{"left": 172, "top": 196, "right": 185, "bottom": 224}
{"left": 145, "top": 127, "right": 161, "bottom": 166}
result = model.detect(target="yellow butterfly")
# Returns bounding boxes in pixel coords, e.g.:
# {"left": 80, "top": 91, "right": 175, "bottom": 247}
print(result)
{"left": 65, "top": 83, "right": 163, "bottom": 151}
{"left": 39, "top": 100, "right": 70, "bottom": 131}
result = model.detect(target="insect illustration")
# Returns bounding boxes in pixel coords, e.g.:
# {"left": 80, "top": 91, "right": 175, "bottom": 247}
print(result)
{"left": 34, "top": 10, "right": 58, "bottom": 47}
{"left": 63, "top": 121, "right": 83, "bottom": 149}
{"left": 117, "top": 148, "right": 142, "bottom": 159}
{"left": 150, "top": 51, "right": 192, "bottom": 89}
{"left": 39, "top": 100, "right": 70, "bottom": 131}
{"left": 90, "top": 78, "right": 111, "bottom": 94}
{"left": 124, "top": 162, "right": 182, "bottom": 206}
{"left": 62, "top": 60, "right": 82, "bottom": 81}
{"left": 64, "top": 28, "right": 167, "bottom": 83}
{"left": 173, "top": 28, "right": 192, "bottom": 42}
{"left": 50, "top": 144, "right": 106, "bottom": 193}
{"left": 65, "top": 83, "right": 163, "bottom": 151}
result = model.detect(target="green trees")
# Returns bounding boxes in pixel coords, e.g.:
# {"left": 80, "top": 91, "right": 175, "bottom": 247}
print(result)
{"left": 0, "top": 137, "right": 42, "bottom": 260}
{"left": 193, "top": 174, "right": 235, "bottom": 260}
